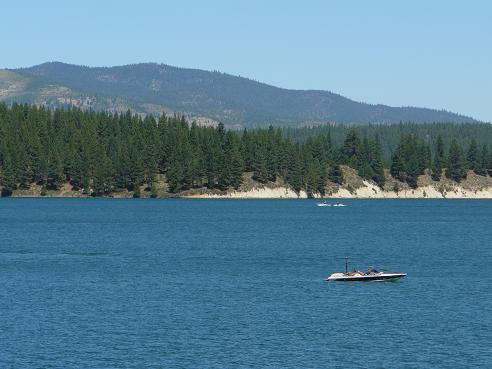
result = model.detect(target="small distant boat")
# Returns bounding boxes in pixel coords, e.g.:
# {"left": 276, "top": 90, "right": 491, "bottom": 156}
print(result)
{"left": 316, "top": 201, "right": 346, "bottom": 207}
{"left": 325, "top": 258, "right": 406, "bottom": 282}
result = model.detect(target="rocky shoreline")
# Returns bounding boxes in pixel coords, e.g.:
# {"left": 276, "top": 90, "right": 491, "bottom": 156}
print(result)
{"left": 6, "top": 169, "right": 492, "bottom": 199}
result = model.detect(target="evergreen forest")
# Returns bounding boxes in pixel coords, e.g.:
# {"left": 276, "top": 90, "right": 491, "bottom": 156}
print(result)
{"left": 1, "top": 103, "right": 492, "bottom": 197}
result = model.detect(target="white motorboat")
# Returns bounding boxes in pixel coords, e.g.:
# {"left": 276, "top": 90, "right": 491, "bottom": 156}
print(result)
{"left": 325, "top": 258, "right": 406, "bottom": 282}
{"left": 325, "top": 271, "right": 407, "bottom": 282}
{"left": 332, "top": 202, "right": 346, "bottom": 207}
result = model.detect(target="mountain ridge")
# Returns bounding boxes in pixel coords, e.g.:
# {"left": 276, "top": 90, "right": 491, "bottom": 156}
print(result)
{"left": 0, "top": 61, "right": 478, "bottom": 127}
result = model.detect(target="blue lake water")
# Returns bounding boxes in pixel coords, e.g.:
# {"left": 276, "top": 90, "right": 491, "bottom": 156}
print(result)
{"left": 1, "top": 198, "right": 491, "bottom": 368}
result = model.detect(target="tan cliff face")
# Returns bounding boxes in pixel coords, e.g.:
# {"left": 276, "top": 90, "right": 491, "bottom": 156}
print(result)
{"left": 185, "top": 168, "right": 492, "bottom": 199}
{"left": 185, "top": 183, "right": 492, "bottom": 199}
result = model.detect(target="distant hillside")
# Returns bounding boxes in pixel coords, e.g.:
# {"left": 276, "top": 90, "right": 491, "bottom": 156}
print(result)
{"left": 0, "top": 62, "right": 478, "bottom": 127}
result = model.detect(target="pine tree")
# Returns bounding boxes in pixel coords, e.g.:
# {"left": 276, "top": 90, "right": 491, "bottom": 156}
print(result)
{"left": 305, "top": 161, "right": 319, "bottom": 198}
{"left": 69, "top": 147, "right": 86, "bottom": 191}
{"left": 466, "top": 139, "right": 480, "bottom": 173}
{"left": 46, "top": 151, "right": 64, "bottom": 190}
{"left": 390, "top": 134, "right": 429, "bottom": 188}
{"left": 390, "top": 151, "right": 405, "bottom": 182}
{"left": 405, "top": 153, "right": 420, "bottom": 189}
{"left": 226, "top": 133, "right": 244, "bottom": 189}
{"left": 128, "top": 146, "right": 145, "bottom": 191}
{"left": 341, "top": 129, "right": 361, "bottom": 168}
{"left": 316, "top": 162, "right": 327, "bottom": 196}
{"left": 328, "top": 164, "right": 343, "bottom": 185}
{"left": 369, "top": 137, "right": 385, "bottom": 187}
{"left": 0, "top": 154, "right": 16, "bottom": 196}
{"left": 358, "top": 137, "right": 374, "bottom": 181}
{"left": 446, "top": 139, "right": 467, "bottom": 182}
{"left": 486, "top": 146, "right": 492, "bottom": 176}
{"left": 252, "top": 144, "right": 269, "bottom": 184}
{"left": 92, "top": 155, "right": 115, "bottom": 196}
{"left": 286, "top": 147, "right": 303, "bottom": 193}
{"left": 167, "top": 161, "right": 185, "bottom": 193}
{"left": 431, "top": 136, "right": 444, "bottom": 181}
{"left": 476, "top": 145, "right": 489, "bottom": 176}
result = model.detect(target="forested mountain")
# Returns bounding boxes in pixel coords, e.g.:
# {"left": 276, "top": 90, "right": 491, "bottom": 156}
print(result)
{"left": 0, "top": 62, "right": 477, "bottom": 128}
{"left": 1, "top": 104, "right": 491, "bottom": 198}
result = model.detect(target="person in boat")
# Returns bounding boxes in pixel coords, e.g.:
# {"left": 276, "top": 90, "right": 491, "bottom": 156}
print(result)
{"left": 367, "top": 266, "right": 379, "bottom": 274}
{"left": 346, "top": 269, "right": 364, "bottom": 276}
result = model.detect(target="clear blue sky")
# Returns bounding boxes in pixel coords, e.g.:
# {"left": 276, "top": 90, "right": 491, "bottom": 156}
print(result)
{"left": 2, "top": 0, "right": 491, "bottom": 121}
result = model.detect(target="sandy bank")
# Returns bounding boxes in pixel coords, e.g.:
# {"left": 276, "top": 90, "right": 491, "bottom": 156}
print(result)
{"left": 186, "top": 186, "right": 308, "bottom": 199}
{"left": 185, "top": 180, "right": 492, "bottom": 199}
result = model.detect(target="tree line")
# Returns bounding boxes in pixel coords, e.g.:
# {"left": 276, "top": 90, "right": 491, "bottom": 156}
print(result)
{"left": 1, "top": 103, "right": 492, "bottom": 197}
{"left": 284, "top": 122, "right": 492, "bottom": 161}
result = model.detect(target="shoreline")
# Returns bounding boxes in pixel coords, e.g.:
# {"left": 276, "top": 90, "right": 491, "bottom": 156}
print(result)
{"left": 183, "top": 184, "right": 492, "bottom": 199}
{"left": 5, "top": 184, "right": 492, "bottom": 200}
{"left": 5, "top": 170, "right": 492, "bottom": 200}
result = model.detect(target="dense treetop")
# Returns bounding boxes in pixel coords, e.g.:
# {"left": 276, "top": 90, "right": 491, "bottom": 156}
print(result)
{"left": 284, "top": 123, "right": 492, "bottom": 160}
{"left": 0, "top": 103, "right": 491, "bottom": 197}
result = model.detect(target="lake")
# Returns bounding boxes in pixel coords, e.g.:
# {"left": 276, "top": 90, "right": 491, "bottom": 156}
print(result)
{"left": 1, "top": 199, "right": 491, "bottom": 368}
